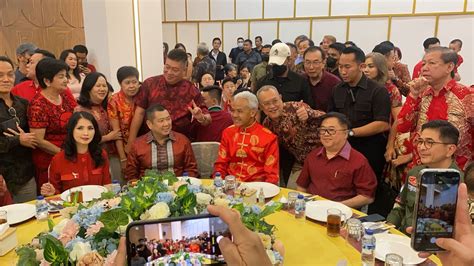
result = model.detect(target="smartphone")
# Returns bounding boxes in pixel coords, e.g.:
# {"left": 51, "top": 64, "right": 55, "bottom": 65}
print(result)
{"left": 126, "top": 214, "right": 229, "bottom": 265}
{"left": 411, "top": 168, "right": 461, "bottom": 252}
{"left": 358, "top": 214, "right": 385, "bottom": 223}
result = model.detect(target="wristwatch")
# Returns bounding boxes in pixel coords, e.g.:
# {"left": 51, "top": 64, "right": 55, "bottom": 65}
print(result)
{"left": 348, "top": 129, "right": 355, "bottom": 137}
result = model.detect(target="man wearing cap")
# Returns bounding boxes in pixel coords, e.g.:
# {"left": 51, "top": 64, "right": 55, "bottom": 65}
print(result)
{"left": 14, "top": 43, "right": 37, "bottom": 85}
{"left": 256, "top": 42, "right": 314, "bottom": 186}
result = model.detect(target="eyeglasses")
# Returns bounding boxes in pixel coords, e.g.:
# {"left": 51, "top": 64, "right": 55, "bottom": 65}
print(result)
{"left": 414, "top": 138, "right": 456, "bottom": 149}
{"left": 316, "top": 127, "right": 348, "bottom": 136}
{"left": 304, "top": 60, "right": 323, "bottom": 66}
{"left": 260, "top": 98, "right": 280, "bottom": 108}
{"left": 8, "top": 107, "right": 20, "bottom": 124}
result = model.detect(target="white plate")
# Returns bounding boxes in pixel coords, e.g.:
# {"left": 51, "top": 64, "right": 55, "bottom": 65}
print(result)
{"left": 374, "top": 234, "right": 426, "bottom": 265}
{"left": 305, "top": 200, "right": 353, "bottom": 222}
{"left": 0, "top": 203, "right": 36, "bottom": 225}
{"left": 60, "top": 185, "right": 107, "bottom": 202}
{"left": 177, "top": 176, "right": 202, "bottom": 186}
{"left": 244, "top": 182, "right": 280, "bottom": 198}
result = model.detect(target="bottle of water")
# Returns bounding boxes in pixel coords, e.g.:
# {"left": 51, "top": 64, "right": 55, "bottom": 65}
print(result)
{"left": 35, "top": 196, "right": 48, "bottom": 221}
{"left": 111, "top": 180, "right": 121, "bottom": 195}
{"left": 294, "top": 194, "right": 305, "bottom": 220}
{"left": 361, "top": 228, "right": 376, "bottom": 266}
{"left": 214, "top": 172, "right": 224, "bottom": 193}
{"left": 258, "top": 188, "right": 265, "bottom": 205}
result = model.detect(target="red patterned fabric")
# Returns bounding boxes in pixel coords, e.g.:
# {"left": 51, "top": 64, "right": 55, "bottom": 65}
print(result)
{"left": 28, "top": 92, "right": 77, "bottom": 188}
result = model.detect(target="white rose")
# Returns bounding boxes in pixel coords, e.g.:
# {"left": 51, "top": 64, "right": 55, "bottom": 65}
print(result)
{"left": 147, "top": 202, "right": 171, "bottom": 220}
{"left": 258, "top": 233, "right": 272, "bottom": 249}
{"left": 69, "top": 242, "right": 92, "bottom": 261}
{"left": 214, "top": 198, "right": 230, "bottom": 207}
{"left": 196, "top": 193, "right": 212, "bottom": 205}
{"left": 52, "top": 219, "right": 70, "bottom": 234}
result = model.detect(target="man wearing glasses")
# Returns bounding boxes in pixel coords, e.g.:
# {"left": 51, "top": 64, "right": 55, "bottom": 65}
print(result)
{"left": 387, "top": 120, "right": 462, "bottom": 233}
{"left": 257, "top": 85, "right": 325, "bottom": 188}
{"left": 0, "top": 56, "right": 38, "bottom": 203}
{"left": 296, "top": 112, "right": 377, "bottom": 209}
{"left": 14, "top": 43, "right": 37, "bottom": 85}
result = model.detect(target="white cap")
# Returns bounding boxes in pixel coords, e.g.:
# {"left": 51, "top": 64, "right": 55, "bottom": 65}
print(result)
{"left": 268, "top": 43, "right": 290, "bottom": 65}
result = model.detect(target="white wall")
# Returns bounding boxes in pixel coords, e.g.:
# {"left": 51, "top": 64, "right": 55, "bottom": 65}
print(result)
{"left": 162, "top": 0, "right": 473, "bottom": 85}
{"left": 82, "top": 0, "right": 164, "bottom": 90}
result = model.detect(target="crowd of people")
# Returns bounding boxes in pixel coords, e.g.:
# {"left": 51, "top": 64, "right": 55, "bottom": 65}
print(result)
{"left": 1, "top": 31, "right": 473, "bottom": 261}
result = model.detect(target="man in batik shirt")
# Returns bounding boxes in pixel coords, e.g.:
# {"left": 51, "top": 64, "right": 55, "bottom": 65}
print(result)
{"left": 397, "top": 46, "right": 473, "bottom": 170}
{"left": 257, "top": 85, "right": 325, "bottom": 188}
{"left": 213, "top": 91, "right": 279, "bottom": 184}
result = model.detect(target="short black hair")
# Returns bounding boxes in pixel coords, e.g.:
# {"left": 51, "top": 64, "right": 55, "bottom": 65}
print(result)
{"left": 449, "top": 39, "right": 462, "bottom": 47}
{"left": 77, "top": 72, "right": 109, "bottom": 109}
{"left": 379, "top": 41, "right": 395, "bottom": 49}
{"left": 167, "top": 49, "right": 188, "bottom": 66}
{"left": 212, "top": 37, "right": 221, "bottom": 43}
{"left": 35, "top": 58, "right": 68, "bottom": 89}
{"left": 232, "top": 87, "right": 252, "bottom": 96}
{"left": 344, "top": 41, "right": 357, "bottom": 47}
{"left": 73, "top": 44, "right": 88, "bottom": 55}
{"left": 372, "top": 43, "right": 394, "bottom": 57}
{"left": 34, "top": 49, "right": 56, "bottom": 59}
{"left": 320, "top": 112, "right": 351, "bottom": 129}
{"left": 146, "top": 103, "right": 167, "bottom": 121}
{"left": 423, "top": 37, "right": 440, "bottom": 50}
{"left": 329, "top": 42, "right": 345, "bottom": 53}
{"left": 244, "top": 39, "right": 252, "bottom": 45}
{"left": 255, "top": 36, "right": 262, "bottom": 42}
{"left": 464, "top": 162, "right": 474, "bottom": 193}
{"left": 394, "top": 47, "right": 402, "bottom": 60}
{"left": 163, "top": 42, "right": 169, "bottom": 55}
{"left": 0, "top": 56, "right": 15, "bottom": 69}
{"left": 341, "top": 46, "right": 365, "bottom": 64}
{"left": 174, "top": 43, "right": 186, "bottom": 51}
{"left": 202, "top": 85, "right": 223, "bottom": 105}
{"left": 303, "top": 46, "right": 326, "bottom": 60}
{"left": 221, "top": 77, "right": 235, "bottom": 86}
{"left": 237, "top": 37, "right": 244, "bottom": 41}
{"left": 421, "top": 120, "right": 459, "bottom": 145}
{"left": 117, "top": 66, "right": 140, "bottom": 84}
{"left": 298, "top": 37, "right": 314, "bottom": 47}
{"left": 272, "top": 39, "right": 282, "bottom": 45}
{"left": 262, "top": 44, "right": 272, "bottom": 49}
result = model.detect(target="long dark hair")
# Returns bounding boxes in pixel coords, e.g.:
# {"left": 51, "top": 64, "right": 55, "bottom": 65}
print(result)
{"left": 77, "top": 72, "right": 109, "bottom": 109}
{"left": 59, "top": 49, "right": 82, "bottom": 82}
{"left": 63, "top": 112, "right": 104, "bottom": 168}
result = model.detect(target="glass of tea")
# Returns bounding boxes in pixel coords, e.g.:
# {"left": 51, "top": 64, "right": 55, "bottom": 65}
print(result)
{"left": 327, "top": 208, "right": 346, "bottom": 237}
{"left": 0, "top": 210, "right": 7, "bottom": 225}
{"left": 69, "top": 190, "right": 83, "bottom": 203}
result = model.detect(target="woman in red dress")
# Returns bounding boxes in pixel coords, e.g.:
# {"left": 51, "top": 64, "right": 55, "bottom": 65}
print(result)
{"left": 75, "top": 72, "right": 122, "bottom": 182}
{"left": 28, "top": 58, "right": 77, "bottom": 190}
{"left": 41, "top": 111, "right": 111, "bottom": 195}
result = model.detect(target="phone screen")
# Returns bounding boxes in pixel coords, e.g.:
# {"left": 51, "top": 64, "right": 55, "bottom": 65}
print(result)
{"left": 126, "top": 215, "right": 229, "bottom": 265}
{"left": 412, "top": 170, "right": 460, "bottom": 251}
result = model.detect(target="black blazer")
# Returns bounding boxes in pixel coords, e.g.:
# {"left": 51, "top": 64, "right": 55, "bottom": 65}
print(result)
{"left": 209, "top": 51, "right": 227, "bottom": 81}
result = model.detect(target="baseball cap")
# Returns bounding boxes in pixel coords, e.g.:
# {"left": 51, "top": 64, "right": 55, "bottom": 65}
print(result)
{"left": 16, "top": 43, "right": 37, "bottom": 55}
{"left": 268, "top": 43, "right": 290, "bottom": 65}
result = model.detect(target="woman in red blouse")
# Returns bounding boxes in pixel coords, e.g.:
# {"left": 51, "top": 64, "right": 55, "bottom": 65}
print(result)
{"left": 41, "top": 112, "right": 111, "bottom": 195}
{"left": 28, "top": 58, "right": 78, "bottom": 190}
{"left": 75, "top": 73, "right": 122, "bottom": 182}
{"left": 107, "top": 66, "right": 140, "bottom": 173}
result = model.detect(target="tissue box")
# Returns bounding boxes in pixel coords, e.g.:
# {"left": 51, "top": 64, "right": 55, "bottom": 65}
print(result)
{"left": 0, "top": 227, "right": 17, "bottom": 256}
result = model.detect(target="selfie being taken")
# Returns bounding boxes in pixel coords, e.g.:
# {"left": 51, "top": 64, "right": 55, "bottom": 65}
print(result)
{"left": 0, "top": 1, "right": 473, "bottom": 266}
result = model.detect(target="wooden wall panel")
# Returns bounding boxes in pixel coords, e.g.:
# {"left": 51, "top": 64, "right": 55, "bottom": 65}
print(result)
{"left": 0, "top": 0, "right": 85, "bottom": 66}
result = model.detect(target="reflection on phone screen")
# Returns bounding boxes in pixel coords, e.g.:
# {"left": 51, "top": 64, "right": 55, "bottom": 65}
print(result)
{"left": 127, "top": 217, "right": 229, "bottom": 265}
{"left": 414, "top": 172, "right": 460, "bottom": 251}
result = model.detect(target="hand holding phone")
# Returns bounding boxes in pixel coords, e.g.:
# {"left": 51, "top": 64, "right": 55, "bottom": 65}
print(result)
{"left": 411, "top": 169, "right": 461, "bottom": 252}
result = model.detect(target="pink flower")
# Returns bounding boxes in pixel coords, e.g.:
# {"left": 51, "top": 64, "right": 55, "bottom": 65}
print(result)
{"left": 58, "top": 220, "right": 80, "bottom": 245}
{"left": 104, "top": 250, "right": 118, "bottom": 266}
{"left": 40, "top": 259, "right": 51, "bottom": 266}
{"left": 85, "top": 221, "right": 105, "bottom": 237}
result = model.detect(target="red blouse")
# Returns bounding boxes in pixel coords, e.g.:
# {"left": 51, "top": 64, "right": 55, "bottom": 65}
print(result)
{"left": 49, "top": 150, "right": 111, "bottom": 194}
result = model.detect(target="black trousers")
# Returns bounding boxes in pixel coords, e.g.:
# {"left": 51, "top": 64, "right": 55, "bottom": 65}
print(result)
{"left": 279, "top": 144, "right": 295, "bottom": 187}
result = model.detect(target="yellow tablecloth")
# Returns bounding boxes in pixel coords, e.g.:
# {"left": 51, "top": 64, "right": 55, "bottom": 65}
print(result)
{"left": 0, "top": 183, "right": 441, "bottom": 265}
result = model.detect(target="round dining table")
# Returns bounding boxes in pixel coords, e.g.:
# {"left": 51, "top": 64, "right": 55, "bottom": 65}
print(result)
{"left": 0, "top": 182, "right": 441, "bottom": 265}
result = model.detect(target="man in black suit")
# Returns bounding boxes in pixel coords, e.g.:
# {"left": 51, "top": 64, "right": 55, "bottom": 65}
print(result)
{"left": 210, "top": 37, "right": 227, "bottom": 81}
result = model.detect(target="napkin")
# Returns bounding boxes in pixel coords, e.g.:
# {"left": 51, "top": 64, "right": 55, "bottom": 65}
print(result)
{"left": 0, "top": 223, "right": 9, "bottom": 237}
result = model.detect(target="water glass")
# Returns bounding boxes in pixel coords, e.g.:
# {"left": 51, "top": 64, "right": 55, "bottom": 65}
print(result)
{"left": 224, "top": 175, "right": 236, "bottom": 195}
{"left": 384, "top": 253, "right": 403, "bottom": 266}
{"left": 346, "top": 218, "right": 363, "bottom": 241}
{"left": 287, "top": 192, "right": 299, "bottom": 213}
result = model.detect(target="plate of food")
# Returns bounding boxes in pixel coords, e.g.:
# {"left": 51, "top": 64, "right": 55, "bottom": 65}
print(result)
{"left": 60, "top": 185, "right": 107, "bottom": 202}
{"left": 244, "top": 182, "right": 280, "bottom": 198}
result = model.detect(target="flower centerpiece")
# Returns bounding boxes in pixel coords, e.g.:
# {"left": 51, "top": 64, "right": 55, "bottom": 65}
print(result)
{"left": 16, "top": 170, "right": 284, "bottom": 265}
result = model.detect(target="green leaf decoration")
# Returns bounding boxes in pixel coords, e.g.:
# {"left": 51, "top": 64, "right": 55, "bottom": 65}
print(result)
{"left": 99, "top": 208, "right": 129, "bottom": 233}
{"left": 100, "top": 191, "right": 116, "bottom": 200}
{"left": 176, "top": 184, "right": 189, "bottom": 198}
{"left": 16, "top": 246, "right": 39, "bottom": 266}
{"left": 232, "top": 203, "right": 245, "bottom": 214}
{"left": 258, "top": 202, "right": 283, "bottom": 219}
{"left": 47, "top": 218, "right": 55, "bottom": 232}
{"left": 42, "top": 235, "right": 68, "bottom": 264}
